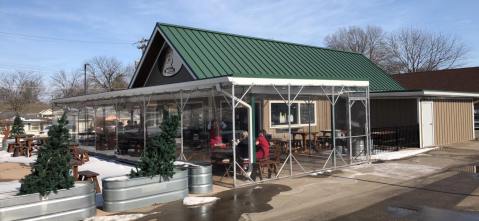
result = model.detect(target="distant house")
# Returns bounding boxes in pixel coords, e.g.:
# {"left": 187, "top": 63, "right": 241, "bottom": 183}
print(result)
{"left": 38, "top": 109, "right": 55, "bottom": 119}
{"left": 0, "top": 109, "right": 53, "bottom": 136}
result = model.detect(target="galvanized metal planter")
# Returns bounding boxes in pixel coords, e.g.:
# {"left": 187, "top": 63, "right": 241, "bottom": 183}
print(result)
{"left": 102, "top": 169, "right": 188, "bottom": 212}
{"left": 0, "top": 182, "right": 96, "bottom": 221}
{"left": 188, "top": 163, "right": 213, "bottom": 194}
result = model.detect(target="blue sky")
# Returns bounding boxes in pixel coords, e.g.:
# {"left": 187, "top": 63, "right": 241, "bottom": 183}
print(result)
{"left": 0, "top": 0, "right": 478, "bottom": 81}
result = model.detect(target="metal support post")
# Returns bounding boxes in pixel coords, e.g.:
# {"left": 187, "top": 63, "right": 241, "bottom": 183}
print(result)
{"left": 231, "top": 85, "right": 237, "bottom": 187}
{"left": 348, "top": 94, "right": 353, "bottom": 164}
{"left": 332, "top": 86, "right": 336, "bottom": 168}
{"left": 115, "top": 104, "right": 119, "bottom": 152}
{"left": 177, "top": 90, "right": 190, "bottom": 161}
{"left": 288, "top": 84, "right": 293, "bottom": 176}
{"left": 366, "top": 87, "right": 371, "bottom": 161}
{"left": 143, "top": 98, "right": 147, "bottom": 150}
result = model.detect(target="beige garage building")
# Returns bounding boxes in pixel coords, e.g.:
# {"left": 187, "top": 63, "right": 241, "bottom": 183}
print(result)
{"left": 371, "top": 90, "right": 478, "bottom": 148}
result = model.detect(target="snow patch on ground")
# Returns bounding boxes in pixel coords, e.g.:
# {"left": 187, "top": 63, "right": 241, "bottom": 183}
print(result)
{"left": 0, "top": 180, "right": 20, "bottom": 197}
{"left": 78, "top": 157, "right": 134, "bottom": 188}
{"left": 0, "top": 152, "right": 135, "bottom": 195}
{"left": 372, "top": 147, "right": 438, "bottom": 161}
{"left": 103, "top": 175, "right": 129, "bottom": 181}
{"left": 0, "top": 151, "right": 36, "bottom": 165}
{"left": 84, "top": 214, "right": 146, "bottom": 221}
{"left": 174, "top": 161, "right": 200, "bottom": 167}
{"left": 183, "top": 196, "right": 219, "bottom": 206}
{"left": 345, "top": 162, "right": 441, "bottom": 180}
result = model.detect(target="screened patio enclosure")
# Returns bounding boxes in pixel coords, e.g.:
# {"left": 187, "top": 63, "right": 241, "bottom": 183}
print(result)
{"left": 54, "top": 76, "right": 371, "bottom": 187}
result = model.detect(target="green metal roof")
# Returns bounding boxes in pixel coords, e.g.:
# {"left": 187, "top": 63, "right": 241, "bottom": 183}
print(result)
{"left": 158, "top": 23, "right": 404, "bottom": 92}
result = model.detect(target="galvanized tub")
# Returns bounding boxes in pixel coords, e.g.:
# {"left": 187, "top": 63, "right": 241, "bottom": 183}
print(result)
{"left": 0, "top": 181, "right": 96, "bottom": 221}
{"left": 188, "top": 163, "right": 213, "bottom": 194}
{"left": 102, "top": 169, "right": 188, "bottom": 212}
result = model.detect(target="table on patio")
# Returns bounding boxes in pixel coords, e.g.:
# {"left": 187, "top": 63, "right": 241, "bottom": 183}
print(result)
{"left": 291, "top": 131, "right": 319, "bottom": 153}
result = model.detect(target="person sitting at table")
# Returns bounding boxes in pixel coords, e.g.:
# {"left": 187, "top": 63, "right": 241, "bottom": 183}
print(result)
{"left": 236, "top": 131, "right": 249, "bottom": 159}
{"left": 250, "top": 129, "right": 271, "bottom": 181}
{"left": 208, "top": 119, "right": 226, "bottom": 149}
{"left": 255, "top": 129, "right": 270, "bottom": 160}
{"left": 232, "top": 131, "right": 251, "bottom": 177}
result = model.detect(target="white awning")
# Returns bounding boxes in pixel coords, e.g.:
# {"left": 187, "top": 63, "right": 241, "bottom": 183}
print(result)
{"left": 53, "top": 76, "right": 369, "bottom": 104}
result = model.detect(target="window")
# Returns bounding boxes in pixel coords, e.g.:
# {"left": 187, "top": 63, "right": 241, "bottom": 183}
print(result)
{"left": 30, "top": 123, "right": 40, "bottom": 131}
{"left": 300, "top": 103, "right": 316, "bottom": 125}
{"left": 270, "top": 101, "right": 316, "bottom": 128}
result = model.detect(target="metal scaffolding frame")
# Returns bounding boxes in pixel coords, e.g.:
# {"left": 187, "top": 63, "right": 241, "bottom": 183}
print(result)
{"left": 53, "top": 77, "right": 371, "bottom": 188}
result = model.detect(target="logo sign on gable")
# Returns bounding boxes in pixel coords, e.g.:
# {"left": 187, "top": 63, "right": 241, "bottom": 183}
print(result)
{"left": 161, "top": 47, "right": 182, "bottom": 77}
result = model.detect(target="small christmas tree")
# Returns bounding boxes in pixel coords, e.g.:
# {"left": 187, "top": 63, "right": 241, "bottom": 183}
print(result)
{"left": 19, "top": 113, "right": 74, "bottom": 196}
{"left": 130, "top": 114, "right": 179, "bottom": 179}
{"left": 10, "top": 115, "right": 25, "bottom": 138}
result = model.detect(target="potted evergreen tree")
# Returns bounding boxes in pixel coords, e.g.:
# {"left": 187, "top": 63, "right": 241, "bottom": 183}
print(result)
{"left": 0, "top": 113, "right": 96, "bottom": 221}
{"left": 19, "top": 114, "right": 75, "bottom": 195}
{"left": 102, "top": 114, "right": 188, "bottom": 212}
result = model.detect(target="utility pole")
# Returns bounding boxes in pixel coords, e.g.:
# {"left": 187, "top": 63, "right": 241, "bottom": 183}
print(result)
{"left": 84, "top": 63, "right": 90, "bottom": 95}
{"left": 135, "top": 38, "right": 149, "bottom": 53}
{"left": 84, "top": 63, "right": 90, "bottom": 137}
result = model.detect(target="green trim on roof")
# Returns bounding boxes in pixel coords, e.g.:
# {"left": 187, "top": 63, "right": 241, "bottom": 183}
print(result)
{"left": 158, "top": 23, "right": 404, "bottom": 92}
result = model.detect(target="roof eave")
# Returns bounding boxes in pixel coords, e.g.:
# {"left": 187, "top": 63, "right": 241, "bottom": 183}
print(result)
{"left": 371, "top": 90, "right": 479, "bottom": 98}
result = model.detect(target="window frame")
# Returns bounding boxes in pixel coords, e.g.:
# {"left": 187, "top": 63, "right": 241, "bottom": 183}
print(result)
{"left": 269, "top": 100, "right": 317, "bottom": 129}
{"left": 30, "top": 123, "right": 40, "bottom": 131}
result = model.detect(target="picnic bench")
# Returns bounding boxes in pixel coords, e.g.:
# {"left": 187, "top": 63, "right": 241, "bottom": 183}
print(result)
{"left": 78, "top": 170, "right": 101, "bottom": 193}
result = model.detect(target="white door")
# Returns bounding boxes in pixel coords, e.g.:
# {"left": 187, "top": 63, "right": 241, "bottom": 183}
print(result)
{"left": 421, "top": 101, "right": 434, "bottom": 147}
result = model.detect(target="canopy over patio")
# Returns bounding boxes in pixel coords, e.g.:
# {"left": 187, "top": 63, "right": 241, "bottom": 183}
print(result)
{"left": 54, "top": 77, "right": 371, "bottom": 187}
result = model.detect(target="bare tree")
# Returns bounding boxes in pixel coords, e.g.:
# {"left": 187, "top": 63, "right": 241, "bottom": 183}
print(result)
{"left": 325, "top": 26, "right": 469, "bottom": 74}
{"left": 324, "top": 26, "right": 390, "bottom": 70}
{"left": 386, "top": 28, "right": 468, "bottom": 73}
{"left": 51, "top": 70, "right": 83, "bottom": 98}
{"left": 87, "top": 56, "right": 130, "bottom": 92}
{"left": 0, "top": 72, "right": 43, "bottom": 114}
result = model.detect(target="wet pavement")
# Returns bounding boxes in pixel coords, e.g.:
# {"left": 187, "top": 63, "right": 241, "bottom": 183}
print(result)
{"left": 123, "top": 184, "right": 291, "bottom": 221}
{"left": 386, "top": 205, "right": 479, "bottom": 221}
{"left": 106, "top": 141, "right": 479, "bottom": 221}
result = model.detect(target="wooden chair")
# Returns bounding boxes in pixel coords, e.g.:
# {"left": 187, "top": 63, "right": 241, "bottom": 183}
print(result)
{"left": 257, "top": 144, "right": 282, "bottom": 180}
{"left": 78, "top": 170, "right": 101, "bottom": 193}
{"left": 218, "top": 158, "right": 233, "bottom": 182}
{"left": 7, "top": 143, "right": 15, "bottom": 153}
{"left": 26, "top": 137, "right": 34, "bottom": 157}
{"left": 70, "top": 144, "right": 89, "bottom": 164}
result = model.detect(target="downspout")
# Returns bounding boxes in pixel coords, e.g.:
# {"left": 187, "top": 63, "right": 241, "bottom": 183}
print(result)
{"left": 216, "top": 85, "right": 254, "bottom": 170}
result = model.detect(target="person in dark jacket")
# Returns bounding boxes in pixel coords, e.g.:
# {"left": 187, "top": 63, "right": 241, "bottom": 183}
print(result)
{"left": 236, "top": 131, "right": 249, "bottom": 159}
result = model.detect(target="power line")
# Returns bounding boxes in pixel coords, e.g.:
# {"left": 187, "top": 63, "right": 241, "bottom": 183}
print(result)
{"left": 0, "top": 31, "right": 137, "bottom": 45}
{"left": 0, "top": 66, "right": 55, "bottom": 74}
